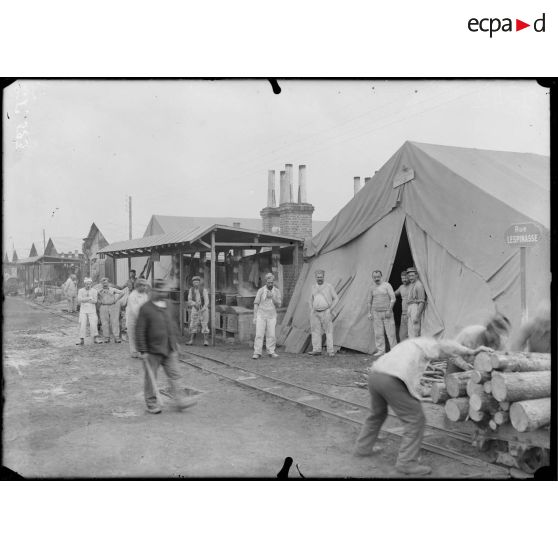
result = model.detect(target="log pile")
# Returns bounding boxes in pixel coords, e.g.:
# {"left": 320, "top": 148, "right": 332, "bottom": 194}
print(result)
{"left": 435, "top": 351, "right": 551, "bottom": 434}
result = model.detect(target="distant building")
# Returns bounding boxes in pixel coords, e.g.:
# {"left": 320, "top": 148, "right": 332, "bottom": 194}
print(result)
{"left": 82, "top": 223, "right": 110, "bottom": 282}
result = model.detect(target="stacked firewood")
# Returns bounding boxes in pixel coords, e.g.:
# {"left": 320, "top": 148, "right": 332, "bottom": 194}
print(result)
{"left": 431, "top": 351, "right": 551, "bottom": 433}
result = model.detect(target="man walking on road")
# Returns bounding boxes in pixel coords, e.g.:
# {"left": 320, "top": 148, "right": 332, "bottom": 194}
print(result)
{"left": 186, "top": 276, "right": 210, "bottom": 346}
{"left": 394, "top": 271, "right": 410, "bottom": 341}
{"left": 354, "top": 337, "right": 494, "bottom": 475}
{"left": 62, "top": 273, "right": 78, "bottom": 313}
{"left": 406, "top": 267, "right": 426, "bottom": 338}
{"left": 76, "top": 278, "right": 102, "bottom": 345}
{"left": 308, "top": 269, "right": 339, "bottom": 357}
{"left": 252, "top": 273, "right": 282, "bottom": 359}
{"left": 136, "top": 279, "right": 199, "bottom": 414}
{"left": 98, "top": 277, "right": 125, "bottom": 343}
{"left": 126, "top": 278, "right": 149, "bottom": 357}
{"left": 367, "top": 270, "right": 397, "bottom": 356}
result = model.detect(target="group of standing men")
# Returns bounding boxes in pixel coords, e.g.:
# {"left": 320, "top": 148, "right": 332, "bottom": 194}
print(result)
{"left": 368, "top": 267, "right": 425, "bottom": 356}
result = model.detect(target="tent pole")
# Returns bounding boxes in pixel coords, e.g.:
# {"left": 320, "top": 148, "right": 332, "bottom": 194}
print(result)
{"left": 520, "top": 246, "right": 527, "bottom": 322}
{"left": 210, "top": 232, "right": 216, "bottom": 346}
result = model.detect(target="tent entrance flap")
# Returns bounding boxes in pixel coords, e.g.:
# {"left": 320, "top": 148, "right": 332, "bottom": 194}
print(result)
{"left": 388, "top": 220, "right": 415, "bottom": 339}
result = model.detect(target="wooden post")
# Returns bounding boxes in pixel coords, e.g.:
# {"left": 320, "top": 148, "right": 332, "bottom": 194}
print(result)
{"left": 210, "top": 232, "right": 216, "bottom": 346}
{"left": 520, "top": 246, "right": 527, "bottom": 322}
{"left": 179, "top": 251, "right": 184, "bottom": 336}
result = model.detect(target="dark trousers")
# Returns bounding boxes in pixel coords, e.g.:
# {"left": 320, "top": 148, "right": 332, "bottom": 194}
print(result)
{"left": 143, "top": 351, "right": 181, "bottom": 409}
{"left": 355, "top": 371, "right": 425, "bottom": 465}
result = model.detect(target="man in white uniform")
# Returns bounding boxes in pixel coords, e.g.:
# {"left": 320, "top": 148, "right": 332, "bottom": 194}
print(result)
{"left": 76, "top": 278, "right": 101, "bottom": 345}
{"left": 252, "top": 273, "right": 282, "bottom": 359}
{"left": 367, "top": 270, "right": 397, "bottom": 356}
{"left": 308, "top": 270, "right": 339, "bottom": 356}
{"left": 62, "top": 273, "right": 78, "bottom": 313}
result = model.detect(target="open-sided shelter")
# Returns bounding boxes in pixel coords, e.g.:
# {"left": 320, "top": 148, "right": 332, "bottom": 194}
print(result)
{"left": 280, "top": 141, "right": 550, "bottom": 354}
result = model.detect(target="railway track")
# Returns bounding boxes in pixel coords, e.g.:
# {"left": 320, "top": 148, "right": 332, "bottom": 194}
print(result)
{"left": 179, "top": 348, "right": 510, "bottom": 478}
{"left": 26, "top": 300, "right": 510, "bottom": 477}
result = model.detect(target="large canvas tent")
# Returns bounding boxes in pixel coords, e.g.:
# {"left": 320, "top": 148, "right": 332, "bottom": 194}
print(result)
{"left": 280, "top": 141, "right": 550, "bottom": 354}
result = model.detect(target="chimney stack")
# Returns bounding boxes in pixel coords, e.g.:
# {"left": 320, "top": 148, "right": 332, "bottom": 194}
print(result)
{"left": 298, "top": 165, "right": 307, "bottom": 203}
{"left": 353, "top": 176, "right": 361, "bottom": 196}
{"left": 279, "top": 170, "right": 287, "bottom": 205}
{"left": 285, "top": 164, "right": 293, "bottom": 203}
{"left": 364, "top": 176, "right": 372, "bottom": 186}
{"left": 233, "top": 222, "right": 241, "bottom": 228}
{"left": 267, "top": 170, "right": 276, "bottom": 207}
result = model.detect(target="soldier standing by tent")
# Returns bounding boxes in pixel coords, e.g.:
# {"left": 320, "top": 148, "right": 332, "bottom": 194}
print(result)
{"left": 354, "top": 337, "right": 495, "bottom": 475}
{"left": 62, "top": 273, "right": 78, "bottom": 313}
{"left": 186, "top": 276, "right": 210, "bottom": 346}
{"left": 98, "top": 277, "right": 125, "bottom": 343}
{"left": 406, "top": 267, "right": 426, "bottom": 338}
{"left": 308, "top": 270, "right": 339, "bottom": 356}
{"left": 252, "top": 273, "right": 282, "bottom": 359}
{"left": 367, "top": 270, "right": 397, "bottom": 356}
{"left": 394, "top": 271, "right": 411, "bottom": 341}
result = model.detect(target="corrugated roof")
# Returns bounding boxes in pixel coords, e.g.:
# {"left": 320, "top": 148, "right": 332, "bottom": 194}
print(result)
{"left": 146, "top": 214, "right": 329, "bottom": 238}
{"left": 100, "top": 224, "right": 303, "bottom": 255}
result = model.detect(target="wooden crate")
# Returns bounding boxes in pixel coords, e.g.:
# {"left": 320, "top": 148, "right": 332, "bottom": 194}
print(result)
{"left": 226, "top": 314, "right": 239, "bottom": 332}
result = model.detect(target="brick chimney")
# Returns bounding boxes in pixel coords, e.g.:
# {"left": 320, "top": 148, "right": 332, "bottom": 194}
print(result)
{"left": 353, "top": 176, "right": 361, "bottom": 196}
{"left": 261, "top": 164, "right": 314, "bottom": 239}
{"left": 260, "top": 169, "right": 281, "bottom": 232}
{"left": 279, "top": 163, "right": 314, "bottom": 239}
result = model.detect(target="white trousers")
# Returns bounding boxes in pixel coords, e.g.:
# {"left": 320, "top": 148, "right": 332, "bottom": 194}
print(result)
{"left": 79, "top": 312, "right": 98, "bottom": 339}
{"left": 254, "top": 315, "right": 277, "bottom": 355}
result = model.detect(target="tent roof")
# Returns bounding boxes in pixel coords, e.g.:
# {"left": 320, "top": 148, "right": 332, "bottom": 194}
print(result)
{"left": 307, "top": 141, "right": 549, "bottom": 259}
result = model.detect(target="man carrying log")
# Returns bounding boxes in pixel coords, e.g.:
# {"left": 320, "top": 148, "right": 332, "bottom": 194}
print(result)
{"left": 446, "top": 313, "right": 511, "bottom": 373}
{"left": 354, "top": 337, "right": 494, "bottom": 475}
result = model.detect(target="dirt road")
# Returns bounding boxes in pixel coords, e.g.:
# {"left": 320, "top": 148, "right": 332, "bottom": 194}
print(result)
{"left": 2, "top": 296, "right": 501, "bottom": 478}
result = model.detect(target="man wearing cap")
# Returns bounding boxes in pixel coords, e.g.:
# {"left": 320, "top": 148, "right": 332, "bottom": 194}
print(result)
{"left": 186, "top": 276, "right": 210, "bottom": 346}
{"left": 126, "top": 278, "right": 150, "bottom": 357}
{"left": 252, "top": 273, "right": 282, "bottom": 359}
{"left": 308, "top": 269, "right": 339, "bottom": 356}
{"left": 62, "top": 273, "right": 78, "bottom": 313}
{"left": 406, "top": 267, "right": 426, "bottom": 338}
{"left": 76, "top": 278, "right": 102, "bottom": 345}
{"left": 367, "top": 270, "right": 397, "bottom": 356}
{"left": 394, "top": 270, "right": 410, "bottom": 341}
{"left": 98, "top": 277, "right": 126, "bottom": 343}
{"left": 135, "top": 279, "right": 199, "bottom": 414}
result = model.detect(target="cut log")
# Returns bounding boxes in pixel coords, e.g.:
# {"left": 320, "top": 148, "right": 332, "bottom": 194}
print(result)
{"left": 473, "top": 351, "right": 550, "bottom": 372}
{"left": 445, "top": 398, "right": 469, "bottom": 422}
{"left": 466, "top": 379, "right": 484, "bottom": 398}
{"left": 484, "top": 381, "right": 492, "bottom": 394}
{"left": 469, "top": 392, "right": 499, "bottom": 413}
{"left": 509, "top": 398, "right": 551, "bottom": 432}
{"left": 445, "top": 371, "right": 472, "bottom": 398}
{"left": 468, "top": 407, "right": 486, "bottom": 422}
{"left": 431, "top": 383, "right": 449, "bottom": 404}
{"left": 489, "top": 419, "right": 498, "bottom": 431}
{"left": 494, "top": 411, "right": 509, "bottom": 425}
{"left": 499, "top": 401, "right": 510, "bottom": 411}
{"left": 491, "top": 371, "right": 550, "bottom": 402}
{"left": 470, "top": 370, "right": 491, "bottom": 384}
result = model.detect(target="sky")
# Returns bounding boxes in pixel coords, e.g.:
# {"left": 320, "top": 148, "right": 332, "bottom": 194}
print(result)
{"left": 2, "top": 79, "right": 550, "bottom": 259}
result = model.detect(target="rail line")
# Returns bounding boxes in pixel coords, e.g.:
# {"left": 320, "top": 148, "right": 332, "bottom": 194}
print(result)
{"left": 24, "top": 300, "right": 509, "bottom": 477}
{"left": 179, "top": 348, "right": 509, "bottom": 477}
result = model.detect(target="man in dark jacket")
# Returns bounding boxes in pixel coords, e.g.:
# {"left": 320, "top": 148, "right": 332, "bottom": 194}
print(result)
{"left": 136, "top": 279, "right": 199, "bottom": 414}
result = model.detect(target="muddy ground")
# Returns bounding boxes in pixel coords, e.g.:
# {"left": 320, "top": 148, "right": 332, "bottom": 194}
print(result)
{"left": 2, "top": 296, "right": 499, "bottom": 478}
